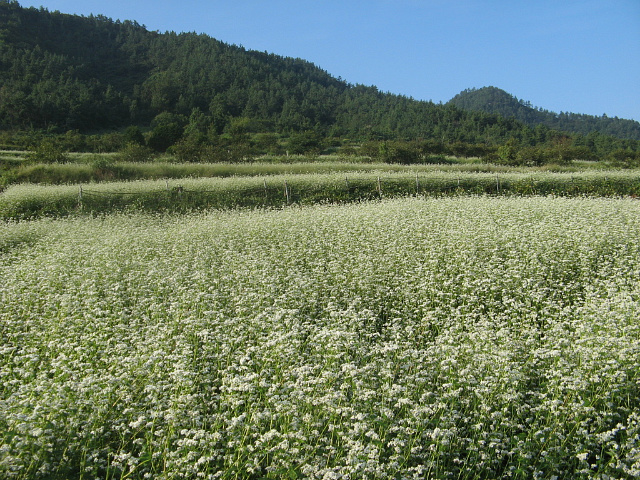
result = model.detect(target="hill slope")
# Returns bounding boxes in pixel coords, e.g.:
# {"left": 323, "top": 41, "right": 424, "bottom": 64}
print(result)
{"left": 448, "top": 86, "right": 640, "bottom": 141}
{"left": 0, "top": 0, "right": 639, "bottom": 159}
{"left": 0, "top": 1, "right": 349, "bottom": 132}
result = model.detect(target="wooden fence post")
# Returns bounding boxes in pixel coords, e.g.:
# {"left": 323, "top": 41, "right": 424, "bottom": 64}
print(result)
{"left": 377, "top": 176, "right": 382, "bottom": 197}
{"left": 284, "top": 180, "right": 290, "bottom": 204}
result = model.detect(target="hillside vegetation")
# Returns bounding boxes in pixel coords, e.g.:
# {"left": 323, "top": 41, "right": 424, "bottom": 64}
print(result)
{"left": 448, "top": 86, "right": 640, "bottom": 141}
{"left": 0, "top": 0, "right": 639, "bottom": 166}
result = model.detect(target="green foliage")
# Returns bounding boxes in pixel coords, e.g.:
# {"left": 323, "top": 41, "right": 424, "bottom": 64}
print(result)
{"left": 253, "top": 133, "right": 282, "bottom": 155}
{"left": 169, "top": 135, "right": 210, "bottom": 162}
{"left": 24, "top": 141, "right": 69, "bottom": 163}
{"left": 88, "top": 155, "right": 125, "bottom": 180}
{"left": 378, "top": 141, "right": 420, "bottom": 164}
{"left": 150, "top": 112, "right": 187, "bottom": 130}
{"left": 146, "top": 113, "right": 186, "bottom": 151}
{"left": 450, "top": 86, "right": 640, "bottom": 141}
{"left": 12, "top": 163, "right": 96, "bottom": 184}
{"left": 515, "top": 146, "right": 548, "bottom": 166}
{"left": 0, "top": 3, "right": 639, "bottom": 160}
{"left": 607, "top": 149, "right": 640, "bottom": 168}
{"left": 115, "top": 142, "right": 156, "bottom": 162}
{"left": 488, "top": 138, "right": 602, "bottom": 167}
{"left": 497, "top": 139, "right": 520, "bottom": 165}
{"left": 286, "top": 131, "right": 324, "bottom": 155}
{"left": 59, "top": 130, "right": 88, "bottom": 152}
{"left": 124, "top": 126, "right": 145, "bottom": 145}
{"left": 147, "top": 123, "right": 184, "bottom": 152}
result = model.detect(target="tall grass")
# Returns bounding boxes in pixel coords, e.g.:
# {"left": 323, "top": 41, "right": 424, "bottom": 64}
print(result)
{"left": 1, "top": 197, "right": 639, "bottom": 478}
{"left": 1, "top": 170, "right": 640, "bottom": 219}
{"left": 6, "top": 160, "right": 432, "bottom": 185}
{"left": 4, "top": 160, "right": 482, "bottom": 185}
{"left": 2, "top": 153, "right": 619, "bottom": 186}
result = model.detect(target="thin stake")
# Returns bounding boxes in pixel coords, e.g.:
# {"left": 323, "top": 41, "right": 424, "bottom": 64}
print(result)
{"left": 377, "top": 176, "right": 382, "bottom": 197}
{"left": 284, "top": 180, "right": 290, "bottom": 204}
{"left": 496, "top": 174, "right": 500, "bottom": 194}
{"left": 415, "top": 173, "right": 419, "bottom": 195}
{"left": 263, "top": 178, "right": 268, "bottom": 202}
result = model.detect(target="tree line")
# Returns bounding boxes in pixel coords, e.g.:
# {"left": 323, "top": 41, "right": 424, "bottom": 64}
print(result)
{"left": 0, "top": 0, "right": 639, "bottom": 165}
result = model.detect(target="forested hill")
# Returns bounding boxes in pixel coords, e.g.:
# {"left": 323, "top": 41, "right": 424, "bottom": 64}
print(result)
{"left": 0, "top": 0, "right": 638, "bottom": 158}
{"left": 448, "top": 87, "right": 640, "bottom": 141}
{"left": 0, "top": 0, "right": 349, "bottom": 133}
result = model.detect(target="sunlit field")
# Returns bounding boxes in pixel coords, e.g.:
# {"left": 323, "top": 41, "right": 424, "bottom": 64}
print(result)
{"left": 1, "top": 196, "right": 640, "bottom": 479}
{"left": 2, "top": 170, "right": 640, "bottom": 220}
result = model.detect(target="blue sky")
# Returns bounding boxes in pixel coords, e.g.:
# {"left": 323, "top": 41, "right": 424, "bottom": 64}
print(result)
{"left": 20, "top": 0, "right": 640, "bottom": 121}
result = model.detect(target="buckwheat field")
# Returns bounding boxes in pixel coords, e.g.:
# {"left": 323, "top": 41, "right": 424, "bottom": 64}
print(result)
{"left": 1, "top": 196, "right": 639, "bottom": 479}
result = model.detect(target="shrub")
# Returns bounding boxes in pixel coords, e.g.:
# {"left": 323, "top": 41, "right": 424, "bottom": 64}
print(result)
{"left": 378, "top": 141, "right": 420, "bottom": 164}
{"left": 608, "top": 149, "right": 639, "bottom": 168}
{"left": 147, "top": 123, "right": 184, "bottom": 152}
{"left": 286, "top": 131, "right": 325, "bottom": 155}
{"left": 169, "top": 137, "right": 206, "bottom": 163}
{"left": 516, "top": 146, "right": 548, "bottom": 167}
{"left": 24, "top": 141, "right": 70, "bottom": 164}
{"left": 124, "top": 126, "right": 146, "bottom": 146}
{"left": 115, "top": 143, "right": 156, "bottom": 163}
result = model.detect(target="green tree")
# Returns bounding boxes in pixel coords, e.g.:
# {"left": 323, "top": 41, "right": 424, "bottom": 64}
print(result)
{"left": 116, "top": 142, "right": 155, "bottom": 162}
{"left": 378, "top": 141, "right": 420, "bottom": 164}
{"left": 25, "top": 141, "right": 70, "bottom": 163}
{"left": 147, "top": 112, "right": 185, "bottom": 152}
{"left": 496, "top": 139, "right": 519, "bottom": 165}
{"left": 170, "top": 135, "right": 206, "bottom": 162}
{"left": 124, "top": 125, "right": 145, "bottom": 145}
{"left": 147, "top": 123, "right": 183, "bottom": 152}
{"left": 253, "top": 133, "right": 281, "bottom": 155}
{"left": 286, "top": 130, "right": 324, "bottom": 155}
{"left": 183, "top": 108, "right": 209, "bottom": 141}
{"left": 607, "top": 149, "right": 639, "bottom": 168}
{"left": 516, "top": 146, "right": 547, "bottom": 166}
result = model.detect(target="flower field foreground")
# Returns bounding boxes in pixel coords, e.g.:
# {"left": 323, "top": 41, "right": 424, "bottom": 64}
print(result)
{"left": 1, "top": 196, "right": 640, "bottom": 479}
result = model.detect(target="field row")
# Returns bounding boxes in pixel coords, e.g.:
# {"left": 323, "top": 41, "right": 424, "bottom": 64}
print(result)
{"left": 1, "top": 197, "right": 640, "bottom": 478}
{"left": 2, "top": 170, "right": 640, "bottom": 219}
{"left": 1, "top": 155, "right": 606, "bottom": 187}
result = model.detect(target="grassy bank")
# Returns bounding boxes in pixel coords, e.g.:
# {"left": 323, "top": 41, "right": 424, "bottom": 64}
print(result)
{"left": 1, "top": 170, "right": 639, "bottom": 219}
{"left": 0, "top": 150, "right": 617, "bottom": 188}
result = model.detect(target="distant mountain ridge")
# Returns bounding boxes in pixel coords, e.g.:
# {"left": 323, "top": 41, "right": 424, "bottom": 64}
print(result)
{"left": 448, "top": 86, "right": 640, "bottom": 141}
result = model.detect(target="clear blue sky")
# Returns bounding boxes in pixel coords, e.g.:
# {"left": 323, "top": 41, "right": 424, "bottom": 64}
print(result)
{"left": 19, "top": 0, "right": 640, "bottom": 121}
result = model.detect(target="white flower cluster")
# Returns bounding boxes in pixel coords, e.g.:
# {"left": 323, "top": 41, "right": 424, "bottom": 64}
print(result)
{"left": 1, "top": 196, "right": 639, "bottom": 479}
